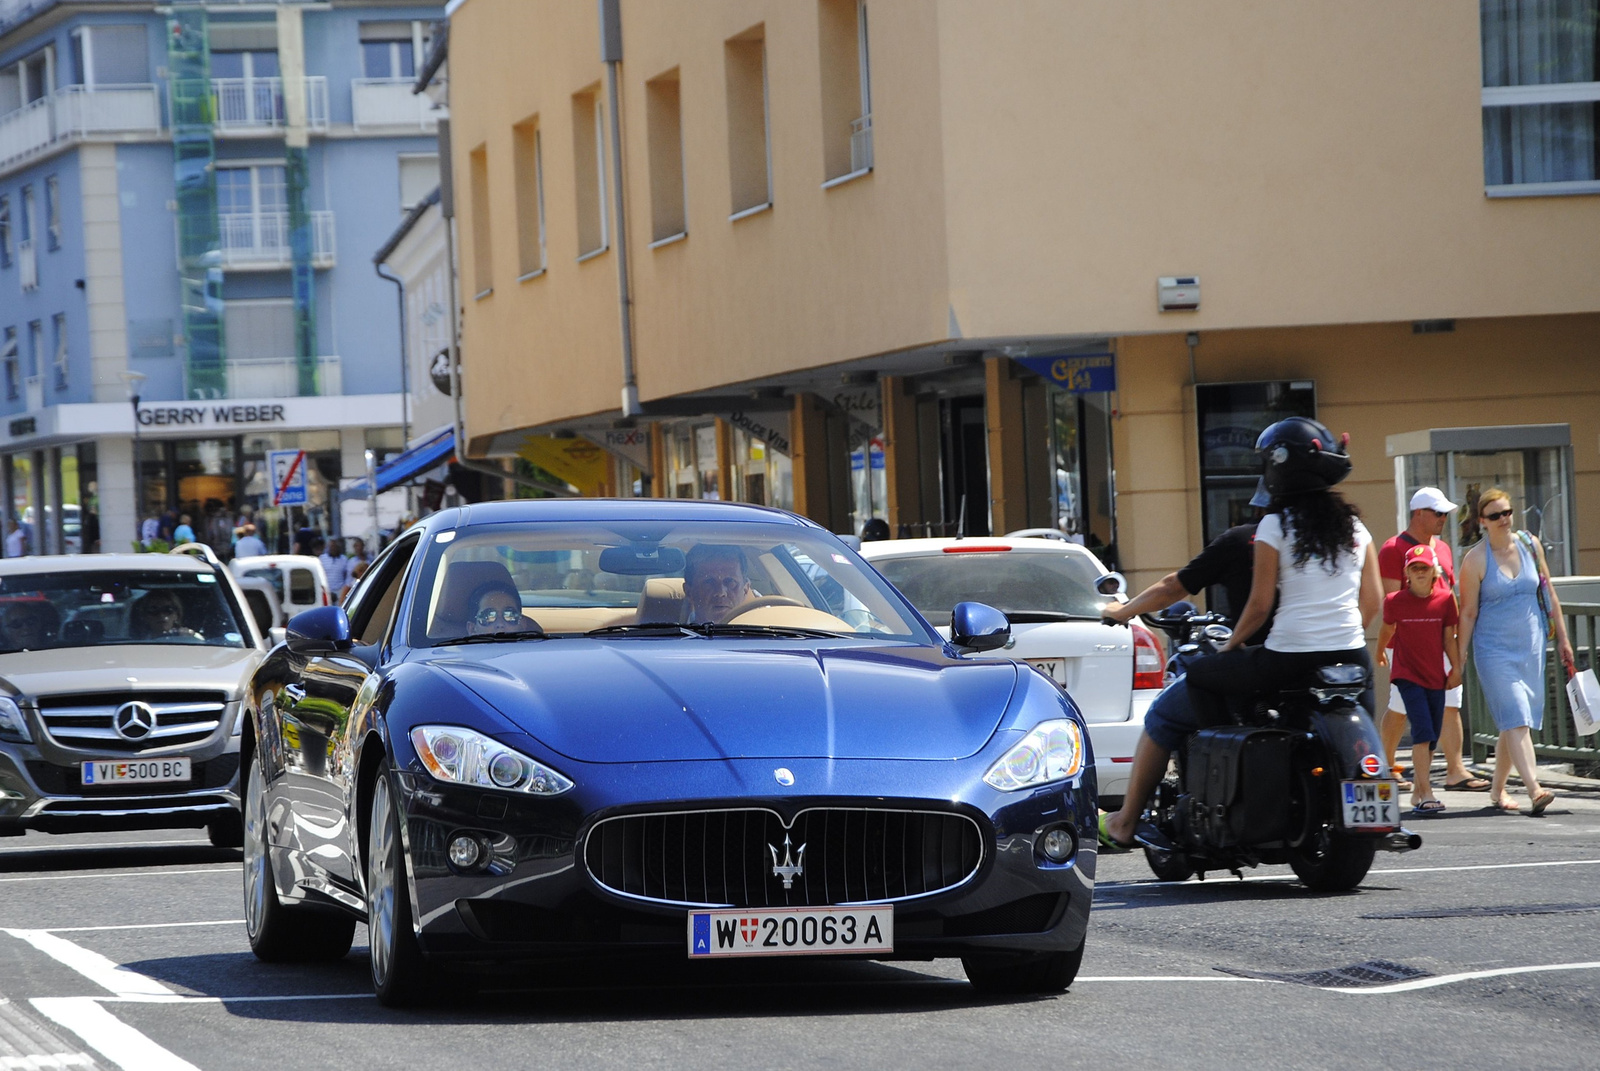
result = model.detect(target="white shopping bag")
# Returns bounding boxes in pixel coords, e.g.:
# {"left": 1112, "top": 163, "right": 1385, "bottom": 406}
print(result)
{"left": 1568, "top": 669, "right": 1600, "bottom": 736}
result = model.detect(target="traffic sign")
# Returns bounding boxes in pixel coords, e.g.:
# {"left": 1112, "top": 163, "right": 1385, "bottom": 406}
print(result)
{"left": 268, "top": 449, "right": 308, "bottom": 506}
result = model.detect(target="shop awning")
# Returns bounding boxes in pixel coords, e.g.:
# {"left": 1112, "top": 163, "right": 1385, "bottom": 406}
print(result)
{"left": 341, "top": 426, "right": 455, "bottom": 500}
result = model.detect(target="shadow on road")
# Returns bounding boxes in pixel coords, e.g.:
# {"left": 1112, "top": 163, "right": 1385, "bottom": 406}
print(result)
{"left": 0, "top": 842, "right": 240, "bottom": 874}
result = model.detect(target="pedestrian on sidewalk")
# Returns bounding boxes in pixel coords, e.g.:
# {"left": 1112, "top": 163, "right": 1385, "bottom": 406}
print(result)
{"left": 1457, "top": 488, "right": 1576, "bottom": 815}
{"left": 1375, "top": 544, "right": 1461, "bottom": 815}
{"left": 1377, "top": 487, "right": 1486, "bottom": 791}
{"left": 320, "top": 537, "right": 351, "bottom": 600}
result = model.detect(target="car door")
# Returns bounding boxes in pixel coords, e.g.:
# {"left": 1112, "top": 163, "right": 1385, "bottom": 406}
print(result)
{"left": 275, "top": 534, "right": 419, "bottom": 892}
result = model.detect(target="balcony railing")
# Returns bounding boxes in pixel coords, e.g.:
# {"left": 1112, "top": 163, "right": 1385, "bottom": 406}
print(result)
{"left": 850, "top": 113, "right": 874, "bottom": 173}
{"left": 18, "top": 238, "right": 37, "bottom": 290}
{"left": 0, "top": 85, "right": 162, "bottom": 174}
{"left": 211, "top": 77, "right": 329, "bottom": 133}
{"left": 217, "top": 210, "right": 336, "bottom": 269}
{"left": 185, "top": 356, "right": 342, "bottom": 400}
{"left": 351, "top": 78, "right": 438, "bottom": 131}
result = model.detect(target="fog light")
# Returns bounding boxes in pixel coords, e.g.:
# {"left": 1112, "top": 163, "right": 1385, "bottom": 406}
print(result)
{"left": 448, "top": 834, "right": 484, "bottom": 871}
{"left": 1038, "top": 826, "right": 1076, "bottom": 864}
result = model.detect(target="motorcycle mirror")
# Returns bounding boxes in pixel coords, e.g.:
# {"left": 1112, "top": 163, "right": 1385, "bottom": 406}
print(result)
{"left": 1094, "top": 572, "right": 1127, "bottom": 598}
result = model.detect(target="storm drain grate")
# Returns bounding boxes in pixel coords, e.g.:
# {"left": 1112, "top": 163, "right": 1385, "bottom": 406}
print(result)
{"left": 1361, "top": 903, "right": 1600, "bottom": 920}
{"left": 1215, "top": 960, "right": 1433, "bottom": 988}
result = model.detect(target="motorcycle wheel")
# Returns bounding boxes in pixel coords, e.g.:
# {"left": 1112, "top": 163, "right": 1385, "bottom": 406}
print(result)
{"left": 1289, "top": 832, "right": 1376, "bottom": 892}
{"left": 1142, "top": 843, "right": 1194, "bottom": 883}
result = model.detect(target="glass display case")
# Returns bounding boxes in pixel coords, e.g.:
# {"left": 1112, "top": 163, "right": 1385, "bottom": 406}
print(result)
{"left": 1386, "top": 424, "right": 1575, "bottom": 575}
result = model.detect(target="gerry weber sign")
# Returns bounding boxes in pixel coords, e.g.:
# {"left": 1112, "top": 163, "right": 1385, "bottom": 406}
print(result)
{"left": 137, "top": 404, "right": 289, "bottom": 427}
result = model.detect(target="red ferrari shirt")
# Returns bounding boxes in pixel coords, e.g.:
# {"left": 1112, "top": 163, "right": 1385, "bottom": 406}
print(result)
{"left": 1382, "top": 587, "right": 1459, "bottom": 690}
{"left": 1379, "top": 533, "right": 1455, "bottom": 593}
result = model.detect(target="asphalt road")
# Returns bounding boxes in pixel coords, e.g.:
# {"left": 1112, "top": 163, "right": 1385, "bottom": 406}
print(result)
{"left": 2, "top": 780, "right": 1598, "bottom": 1071}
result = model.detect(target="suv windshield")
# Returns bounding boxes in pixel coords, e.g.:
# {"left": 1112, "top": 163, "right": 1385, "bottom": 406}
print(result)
{"left": 0, "top": 570, "right": 251, "bottom": 653}
{"left": 409, "top": 520, "right": 933, "bottom": 646}
{"left": 873, "top": 550, "right": 1110, "bottom": 625}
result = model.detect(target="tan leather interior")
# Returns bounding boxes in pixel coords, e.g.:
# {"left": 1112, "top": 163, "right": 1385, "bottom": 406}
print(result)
{"left": 637, "top": 577, "right": 686, "bottom": 623}
{"left": 724, "top": 605, "right": 854, "bottom": 631}
{"left": 523, "top": 606, "right": 634, "bottom": 633}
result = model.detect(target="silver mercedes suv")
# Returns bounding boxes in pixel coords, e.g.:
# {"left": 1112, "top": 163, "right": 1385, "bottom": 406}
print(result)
{"left": 0, "top": 553, "right": 265, "bottom": 846}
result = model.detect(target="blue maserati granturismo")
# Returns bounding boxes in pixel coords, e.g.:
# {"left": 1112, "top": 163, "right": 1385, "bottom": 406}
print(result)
{"left": 241, "top": 500, "right": 1097, "bottom": 1005}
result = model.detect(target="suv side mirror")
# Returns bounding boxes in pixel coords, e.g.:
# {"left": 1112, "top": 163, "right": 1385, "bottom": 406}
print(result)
{"left": 950, "top": 601, "right": 1011, "bottom": 652}
{"left": 285, "top": 606, "right": 352, "bottom": 654}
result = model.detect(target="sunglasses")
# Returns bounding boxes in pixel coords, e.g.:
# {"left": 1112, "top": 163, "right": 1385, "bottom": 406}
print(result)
{"left": 472, "top": 607, "right": 523, "bottom": 626}
{"left": 1481, "top": 508, "right": 1514, "bottom": 522}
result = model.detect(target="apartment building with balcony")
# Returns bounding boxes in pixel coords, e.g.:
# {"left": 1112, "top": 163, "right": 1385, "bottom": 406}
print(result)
{"left": 0, "top": 0, "right": 442, "bottom": 555}
{"left": 449, "top": 0, "right": 1600, "bottom": 587}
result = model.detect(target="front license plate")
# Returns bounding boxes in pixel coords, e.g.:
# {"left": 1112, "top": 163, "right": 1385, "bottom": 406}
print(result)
{"left": 1025, "top": 658, "right": 1066, "bottom": 684}
{"left": 688, "top": 906, "right": 893, "bottom": 958}
{"left": 1341, "top": 780, "right": 1399, "bottom": 829}
{"left": 81, "top": 758, "right": 191, "bottom": 786}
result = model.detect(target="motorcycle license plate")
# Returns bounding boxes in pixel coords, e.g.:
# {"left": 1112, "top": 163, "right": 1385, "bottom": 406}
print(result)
{"left": 1341, "top": 780, "right": 1399, "bottom": 829}
{"left": 687, "top": 906, "right": 892, "bottom": 958}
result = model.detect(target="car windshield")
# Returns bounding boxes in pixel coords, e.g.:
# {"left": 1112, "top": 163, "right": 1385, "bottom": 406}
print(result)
{"left": 873, "top": 549, "right": 1110, "bottom": 626}
{"left": 409, "top": 520, "right": 932, "bottom": 646}
{"left": 0, "top": 569, "right": 251, "bottom": 653}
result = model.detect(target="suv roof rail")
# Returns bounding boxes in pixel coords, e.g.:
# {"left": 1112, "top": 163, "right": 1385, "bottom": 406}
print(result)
{"left": 170, "top": 541, "right": 222, "bottom": 566}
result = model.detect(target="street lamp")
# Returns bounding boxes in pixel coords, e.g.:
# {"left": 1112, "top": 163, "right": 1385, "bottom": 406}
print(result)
{"left": 118, "top": 370, "right": 147, "bottom": 545}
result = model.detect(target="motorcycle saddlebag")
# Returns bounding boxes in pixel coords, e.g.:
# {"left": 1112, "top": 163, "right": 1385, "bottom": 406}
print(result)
{"left": 1188, "top": 726, "right": 1297, "bottom": 848}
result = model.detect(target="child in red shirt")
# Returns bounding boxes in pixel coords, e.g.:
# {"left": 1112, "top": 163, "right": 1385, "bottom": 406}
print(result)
{"left": 1376, "top": 544, "right": 1462, "bottom": 815}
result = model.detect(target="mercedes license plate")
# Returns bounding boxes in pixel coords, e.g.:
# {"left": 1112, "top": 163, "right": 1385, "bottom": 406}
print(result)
{"left": 81, "top": 758, "right": 191, "bottom": 786}
{"left": 1025, "top": 658, "right": 1066, "bottom": 684}
{"left": 688, "top": 906, "right": 893, "bottom": 958}
{"left": 1341, "top": 780, "right": 1398, "bottom": 829}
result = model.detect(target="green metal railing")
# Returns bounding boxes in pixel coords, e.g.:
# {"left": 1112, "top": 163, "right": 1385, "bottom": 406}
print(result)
{"left": 1463, "top": 601, "right": 1600, "bottom": 776}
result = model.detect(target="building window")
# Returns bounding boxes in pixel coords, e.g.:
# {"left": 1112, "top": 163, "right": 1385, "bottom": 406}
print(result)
{"left": 512, "top": 116, "right": 548, "bottom": 277}
{"left": 3, "top": 46, "right": 55, "bottom": 106}
{"left": 818, "top": 0, "right": 872, "bottom": 182}
{"left": 0, "top": 196, "right": 10, "bottom": 268}
{"left": 2, "top": 328, "right": 16, "bottom": 400}
{"left": 216, "top": 165, "right": 288, "bottom": 258}
{"left": 725, "top": 25, "right": 772, "bottom": 217}
{"left": 646, "top": 69, "right": 687, "bottom": 243}
{"left": 51, "top": 313, "right": 66, "bottom": 389}
{"left": 360, "top": 21, "right": 425, "bottom": 79}
{"left": 45, "top": 175, "right": 60, "bottom": 251}
{"left": 469, "top": 144, "right": 493, "bottom": 296}
{"left": 399, "top": 153, "right": 439, "bottom": 212}
{"left": 18, "top": 186, "right": 36, "bottom": 291}
{"left": 572, "top": 86, "right": 608, "bottom": 258}
{"left": 1481, "top": 0, "right": 1600, "bottom": 195}
{"left": 211, "top": 49, "right": 282, "bottom": 127}
{"left": 69, "top": 25, "right": 149, "bottom": 88}
{"left": 27, "top": 319, "right": 43, "bottom": 382}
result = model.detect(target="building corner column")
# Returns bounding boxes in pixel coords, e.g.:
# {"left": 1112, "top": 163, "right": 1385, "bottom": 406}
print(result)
{"left": 985, "top": 356, "right": 1027, "bottom": 535}
{"left": 79, "top": 143, "right": 130, "bottom": 403}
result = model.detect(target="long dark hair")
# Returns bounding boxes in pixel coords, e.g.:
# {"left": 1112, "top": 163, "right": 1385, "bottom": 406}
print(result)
{"left": 1268, "top": 489, "right": 1362, "bottom": 572}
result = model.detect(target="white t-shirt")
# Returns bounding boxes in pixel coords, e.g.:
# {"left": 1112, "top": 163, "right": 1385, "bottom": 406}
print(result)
{"left": 1254, "top": 513, "right": 1371, "bottom": 653}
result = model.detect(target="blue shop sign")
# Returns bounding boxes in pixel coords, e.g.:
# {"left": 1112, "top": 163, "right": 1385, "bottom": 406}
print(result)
{"left": 1016, "top": 352, "right": 1116, "bottom": 392}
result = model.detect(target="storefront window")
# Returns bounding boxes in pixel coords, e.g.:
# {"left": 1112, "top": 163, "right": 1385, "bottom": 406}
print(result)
{"left": 1048, "top": 390, "right": 1116, "bottom": 556}
{"left": 695, "top": 424, "right": 719, "bottom": 499}
{"left": 849, "top": 433, "right": 886, "bottom": 531}
{"left": 1195, "top": 381, "right": 1316, "bottom": 545}
{"left": 6, "top": 453, "right": 35, "bottom": 556}
{"left": 241, "top": 431, "right": 341, "bottom": 554}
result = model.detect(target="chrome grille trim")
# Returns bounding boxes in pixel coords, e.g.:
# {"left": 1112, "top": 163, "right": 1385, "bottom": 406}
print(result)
{"left": 583, "top": 806, "right": 986, "bottom": 909}
{"left": 35, "top": 693, "right": 230, "bottom": 752}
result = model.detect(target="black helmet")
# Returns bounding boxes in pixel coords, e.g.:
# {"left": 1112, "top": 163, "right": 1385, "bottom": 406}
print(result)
{"left": 1256, "top": 417, "right": 1351, "bottom": 495}
{"left": 860, "top": 518, "right": 890, "bottom": 542}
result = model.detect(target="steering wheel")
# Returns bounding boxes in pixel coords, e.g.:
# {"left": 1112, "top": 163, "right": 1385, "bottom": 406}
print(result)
{"left": 730, "top": 595, "right": 806, "bottom": 615}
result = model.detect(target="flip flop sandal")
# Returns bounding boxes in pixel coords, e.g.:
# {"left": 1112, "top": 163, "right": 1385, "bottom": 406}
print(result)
{"left": 1410, "top": 800, "right": 1446, "bottom": 815}
{"left": 1529, "top": 790, "right": 1556, "bottom": 816}
{"left": 1489, "top": 797, "right": 1521, "bottom": 812}
{"left": 1443, "top": 776, "right": 1491, "bottom": 791}
{"left": 1097, "top": 813, "right": 1135, "bottom": 851}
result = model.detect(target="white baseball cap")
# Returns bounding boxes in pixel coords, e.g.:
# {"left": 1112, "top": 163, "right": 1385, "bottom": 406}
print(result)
{"left": 1409, "top": 486, "right": 1457, "bottom": 513}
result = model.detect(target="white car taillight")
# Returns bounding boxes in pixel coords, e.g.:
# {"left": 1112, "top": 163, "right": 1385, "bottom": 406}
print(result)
{"left": 1131, "top": 621, "right": 1165, "bottom": 690}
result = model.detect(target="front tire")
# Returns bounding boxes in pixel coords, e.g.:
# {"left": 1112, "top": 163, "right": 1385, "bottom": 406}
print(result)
{"left": 367, "top": 761, "right": 430, "bottom": 1006}
{"left": 243, "top": 750, "right": 356, "bottom": 962}
{"left": 962, "top": 941, "right": 1085, "bottom": 995}
{"left": 207, "top": 809, "right": 243, "bottom": 849}
{"left": 1289, "top": 831, "right": 1376, "bottom": 892}
{"left": 1143, "top": 843, "right": 1195, "bottom": 883}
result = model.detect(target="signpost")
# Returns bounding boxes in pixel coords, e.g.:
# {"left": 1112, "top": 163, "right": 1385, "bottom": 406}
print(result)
{"left": 268, "top": 449, "right": 308, "bottom": 507}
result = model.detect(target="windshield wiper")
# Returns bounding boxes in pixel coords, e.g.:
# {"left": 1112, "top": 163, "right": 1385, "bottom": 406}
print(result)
{"left": 587, "top": 623, "right": 700, "bottom": 637}
{"left": 1002, "top": 611, "right": 1107, "bottom": 624}
{"left": 434, "top": 631, "right": 550, "bottom": 646}
{"left": 700, "top": 623, "right": 851, "bottom": 639}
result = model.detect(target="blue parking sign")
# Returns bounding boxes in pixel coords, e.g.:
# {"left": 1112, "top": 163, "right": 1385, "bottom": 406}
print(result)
{"left": 268, "top": 449, "right": 309, "bottom": 506}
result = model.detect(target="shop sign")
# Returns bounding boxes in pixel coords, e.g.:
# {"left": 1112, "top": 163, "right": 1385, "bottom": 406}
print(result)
{"left": 725, "top": 411, "right": 791, "bottom": 456}
{"left": 1016, "top": 353, "right": 1116, "bottom": 393}
{"left": 8, "top": 417, "right": 36, "bottom": 438}
{"left": 585, "top": 428, "right": 652, "bottom": 471}
{"left": 518, "top": 435, "right": 610, "bottom": 496}
{"left": 137, "top": 404, "right": 288, "bottom": 427}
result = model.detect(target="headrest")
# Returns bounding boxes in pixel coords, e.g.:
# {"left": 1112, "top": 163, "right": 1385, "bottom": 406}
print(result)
{"left": 433, "top": 561, "right": 519, "bottom": 633}
{"left": 61, "top": 619, "right": 104, "bottom": 644}
{"left": 637, "top": 577, "right": 686, "bottom": 624}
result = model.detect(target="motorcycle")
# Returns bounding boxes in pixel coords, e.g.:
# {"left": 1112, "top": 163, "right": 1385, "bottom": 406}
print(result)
{"left": 1136, "top": 605, "right": 1421, "bottom": 892}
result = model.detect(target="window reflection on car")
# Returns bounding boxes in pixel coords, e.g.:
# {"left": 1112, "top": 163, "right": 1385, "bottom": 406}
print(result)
{"left": 0, "top": 571, "right": 249, "bottom": 653}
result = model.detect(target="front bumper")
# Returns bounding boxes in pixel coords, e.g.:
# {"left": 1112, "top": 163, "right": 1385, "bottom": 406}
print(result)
{"left": 390, "top": 756, "right": 1098, "bottom": 965}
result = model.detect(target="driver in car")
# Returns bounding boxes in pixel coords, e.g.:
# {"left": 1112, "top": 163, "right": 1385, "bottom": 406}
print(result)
{"left": 684, "top": 545, "right": 753, "bottom": 624}
{"left": 130, "top": 590, "right": 204, "bottom": 641}
{"left": 467, "top": 582, "right": 537, "bottom": 637}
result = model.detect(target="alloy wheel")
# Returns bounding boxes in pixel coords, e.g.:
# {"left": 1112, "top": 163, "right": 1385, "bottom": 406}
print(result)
{"left": 243, "top": 756, "right": 270, "bottom": 940}
{"left": 367, "top": 775, "right": 398, "bottom": 987}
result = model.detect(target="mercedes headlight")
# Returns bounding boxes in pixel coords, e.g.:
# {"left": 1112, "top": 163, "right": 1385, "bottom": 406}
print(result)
{"left": 410, "top": 726, "right": 573, "bottom": 796}
{"left": 983, "top": 720, "right": 1084, "bottom": 791}
{"left": 0, "top": 697, "right": 30, "bottom": 743}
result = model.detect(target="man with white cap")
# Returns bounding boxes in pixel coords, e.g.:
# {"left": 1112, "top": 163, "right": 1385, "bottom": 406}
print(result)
{"left": 1378, "top": 487, "right": 1488, "bottom": 791}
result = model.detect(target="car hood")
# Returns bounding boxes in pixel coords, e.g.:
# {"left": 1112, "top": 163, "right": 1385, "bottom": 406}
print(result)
{"left": 0, "top": 645, "right": 262, "bottom": 699}
{"left": 423, "top": 641, "right": 1018, "bottom": 763}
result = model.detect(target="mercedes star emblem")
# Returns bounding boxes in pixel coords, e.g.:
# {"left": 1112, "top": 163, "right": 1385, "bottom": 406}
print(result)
{"left": 112, "top": 701, "right": 156, "bottom": 741}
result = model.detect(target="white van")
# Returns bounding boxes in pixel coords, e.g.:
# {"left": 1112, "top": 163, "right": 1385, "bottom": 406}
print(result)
{"left": 228, "top": 555, "right": 331, "bottom": 622}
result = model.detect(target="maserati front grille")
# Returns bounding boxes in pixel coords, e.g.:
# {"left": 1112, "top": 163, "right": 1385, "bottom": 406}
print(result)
{"left": 584, "top": 807, "right": 984, "bottom": 908}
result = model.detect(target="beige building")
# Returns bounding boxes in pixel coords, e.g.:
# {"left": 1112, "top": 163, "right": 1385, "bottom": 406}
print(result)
{"left": 445, "top": 0, "right": 1600, "bottom": 595}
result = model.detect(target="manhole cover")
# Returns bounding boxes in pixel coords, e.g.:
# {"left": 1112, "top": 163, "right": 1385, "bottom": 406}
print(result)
{"left": 1215, "top": 960, "right": 1433, "bottom": 988}
{"left": 1362, "top": 903, "right": 1600, "bottom": 920}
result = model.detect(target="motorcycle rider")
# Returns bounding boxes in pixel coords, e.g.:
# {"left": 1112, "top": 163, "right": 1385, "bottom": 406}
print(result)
{"left": 1186, "top": 417, "right": 1382, "bottom": 727}
{"left": 1099, "top": 479, "right": 1275, "bottom": 849}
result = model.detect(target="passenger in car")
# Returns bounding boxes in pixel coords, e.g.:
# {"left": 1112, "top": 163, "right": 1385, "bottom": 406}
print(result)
{"left": 467, "top": 582, "right": 538, "bottom": 637}
{"left": 2, "top": 601, "right": 58, "bottom": 650}
{"left": 683, "top": 545, "right": 753, "bottom": 624}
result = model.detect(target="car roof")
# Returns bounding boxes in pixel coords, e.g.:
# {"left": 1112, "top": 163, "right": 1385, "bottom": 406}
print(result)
{"left": 0, "top": 553, "right": 213, "bottom": 576}
{"left": 858, "top": 537, "right": 1108, "bottom": 566}
{"left": 424, "top": 498, "right": 821, "bottom": 531}
{"left": 231, "top": 554, "right": 323, "bottom": 568}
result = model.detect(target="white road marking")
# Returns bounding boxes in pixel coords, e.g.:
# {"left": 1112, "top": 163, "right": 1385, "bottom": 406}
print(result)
{"left": 0, "top": 869, "right": 234, "bottom": 885}
{"left": 0, "top": 1056, "right": 94, "bottom": 1068}
{"left": 99, "top": 993, "right": 370, "bottom": 1005}
{"left": 44, "top": 921, "right": 243, "bottom": 935}
{"left": 1076, "top": 975, "right": 1255, "bottom": 982}
{"left": 30, "top": 999, "right": 198, "bottom": 1071}
{"left": 2, "top": 932, "right": 173, "bottom": 999}
{"left": 1319, "top": 959, "right": 1600, "bottom": 994}
{"left": 1097, "top": 856, "right": 1600, "bottom": 889}
{"left": 0, "top": 840, "right": 209, "bottom": 855}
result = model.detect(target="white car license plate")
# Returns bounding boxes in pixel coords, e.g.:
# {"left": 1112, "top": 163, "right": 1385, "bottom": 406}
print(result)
{"left": 81, "top": 758, "right": 191, "bottom": 786}
{"left": 1341, "top": 780, "right": 1399, "bottom": 829}
{"left": 1025, "top": 658, "right": 1066, "bottom": 684}
{"left": 688, "top": 906, "right": 893, "bottom": 958}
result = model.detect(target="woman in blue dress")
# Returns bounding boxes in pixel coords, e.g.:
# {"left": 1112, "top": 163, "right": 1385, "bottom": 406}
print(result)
{"left": 1458, "top": 487, "right": 1576, "bottom": 815}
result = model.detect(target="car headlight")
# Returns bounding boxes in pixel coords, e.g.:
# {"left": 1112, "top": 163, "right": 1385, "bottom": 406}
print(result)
{"left": 0, "top": 697, "right": 30, "bottom": 743}
{"left": 410, "top": 726, "right": 573, "bottom": 796}
{"left": 983, "top": 719, "right": 1084, "bottom": 791}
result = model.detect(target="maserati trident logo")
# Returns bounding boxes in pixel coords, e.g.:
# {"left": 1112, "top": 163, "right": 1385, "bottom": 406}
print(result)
{"left": 113, "top": 701, "right": 156, "bottom": 741}
{"left": 769, "top": 834, "right": 806, "bottom": 889}
{"left": 773, "top": 767, "right": 794, "bottom": 787}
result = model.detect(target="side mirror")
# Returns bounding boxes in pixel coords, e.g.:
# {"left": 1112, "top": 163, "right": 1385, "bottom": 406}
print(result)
{"left": 267, "top": 626, "right": 287, "bottom": 649}
{"left": 285, "top": 606, "right": 352, "bottom": 654}
{"left": 950, "top": 601, "right": 1011, "bottom": 652}
{"left": 836, "top": 534, "right": 862, "bottom": 551}
{"left": 1094, "top": 572, "right": 1127, "bottom": 598}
